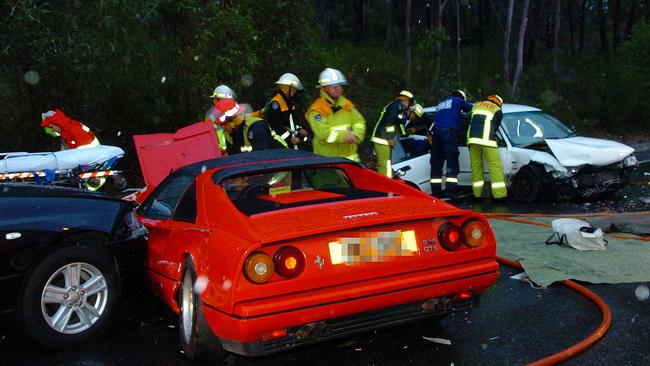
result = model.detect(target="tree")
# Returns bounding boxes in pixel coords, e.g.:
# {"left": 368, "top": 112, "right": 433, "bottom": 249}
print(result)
{"left": 455, "top": 0, "right": 461, "bottom": 83}
{"left": 405, "top": 0, "right": 413, "bottom": 84}
{"left": 598, "top": 0, "right": 611, "bottom": 58}
{"left": 502, "top": 0, "right": 515, "bottom": 84}
{"left": 552, "top": 0, "right": 560, "bottom": 73}
{"left": 511, "top": 0, "right": 530, "bottom": 96}
{"left": 435, "top": 0, "right": 449, "bottom": 80}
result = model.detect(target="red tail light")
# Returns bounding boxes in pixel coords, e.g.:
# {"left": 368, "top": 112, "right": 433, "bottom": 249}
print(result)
{"left": 274, "top": 246, "right": 305, "bottom": 278}
{"left": 439, "top": 222, "right": 462, "bottom": 251}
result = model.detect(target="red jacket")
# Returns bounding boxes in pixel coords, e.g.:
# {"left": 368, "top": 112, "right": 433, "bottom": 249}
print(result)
{"left": 41, "top": 109, "right": 98, "bottom": 148}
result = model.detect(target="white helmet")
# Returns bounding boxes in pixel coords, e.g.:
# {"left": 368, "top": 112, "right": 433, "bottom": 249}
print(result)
{"left": 210, "top": 84, "right": 236, "bottom": 99}
{"left": 275, "top": 73, "right": 304, "bottom": 90}
{"left": 317, "top": 68, "right": 347, "bottom": 87}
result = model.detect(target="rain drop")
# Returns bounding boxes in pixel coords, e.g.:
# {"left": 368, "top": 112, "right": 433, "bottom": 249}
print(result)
{"left": 388, "top": 192, "right": 394, "bottom": 197}
{"left": 2, "top": 186, "right": 9, "bottom": 193}
{"left": 481, "top": 343, "right": 488, "bottom": 350}
{"left": 194, "top": 275, "right": 209, "bottom": 294}
{"left": 117, "top": 131, "right": 122, "bottom": 137}
{"left": 152, "top": 116, "right": 162, "bottom": 125}
{"left": 161, "top": 76, "right": 167, "bottom": 83}
{"left": 200, "top": 165, "right": 207, "bottom": 173}
{"left": 222, "top": 279, "right": 232, "bottom": 290}
{"left": 193, "top": 55, "right": 199, "bottom": 61}
{"left": 23, "top": 71, "right": 40, "bottom": 85}
{"left": 635, "top": 285, "right": 649, "bottom": 301}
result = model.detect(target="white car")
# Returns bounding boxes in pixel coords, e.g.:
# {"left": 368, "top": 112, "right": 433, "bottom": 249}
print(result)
{"left": 392, "top": 104, "right": 638, "bottom": 201}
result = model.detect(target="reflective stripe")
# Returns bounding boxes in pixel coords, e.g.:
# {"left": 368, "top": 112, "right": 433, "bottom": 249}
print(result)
{"left": 430, "top": 178, "right": 443, "bottom": 184}
{"left": 468, "top": 137, "right": 497, "bottom": 147}
{"left": 371, "top": 137, "right": 389, "bottom": 145}
{"left": 445, "top": 177, "right": 458, "bottom": 183}
{"left": 473, "top": 181, "right": 485, "bottom": 187}
{"left": 240, "top": 146, "right": 253, "bottom": 152}
{"left": 385, "top": 160, "right": 392, "bottom": 177}
{"left": 386, "top": 126, "right": 395, "bottom": 133}
{"left": 280, "top": 131, "right": 291, "bottom": 140}
{"left": 327, "top": 126, "right": 349, "bottom": 143}
{"left": 491, "top": 182, "right": 507, "bottom": 188}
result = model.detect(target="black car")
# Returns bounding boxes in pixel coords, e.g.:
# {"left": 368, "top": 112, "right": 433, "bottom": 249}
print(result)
{"left": 0, "top": 183, "right": 146, "bottom": 349}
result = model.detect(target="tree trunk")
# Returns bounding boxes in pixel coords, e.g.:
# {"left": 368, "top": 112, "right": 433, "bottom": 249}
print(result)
{"left": 552, "top": 0, "right": 560, "bottom": 73}
{"left": 405, "top": 0, "right": 412, "bottom": 85}
{"left": 567, "top": 0, "right": 574, "bottom": 55}
{"left": 455, "top": 0, "right": 461, "bottom": 83}
{"left": 511, "top": 0, "right": 530, "bottom": 97}
{"left": 320, "top": 0, "right": 331, "bottom": 43}
{"left": 502, "top": 0, "right": 515, "bottom": 84}
{"left": 434, "top": 0, "right": 449, "bottom": 81}
{"left": 579, "top": 0, "right": 587, "bottom": 52}
{"left": 597, "top": 0, "right": 610, "bottom": 58}
{"left": 478, "top": 0, "right": 484, "bottom": 54}
{"left": 351, "top": 0, "right": 367, "bottom": 44}
{"left": 384, "top": 0, "right": 394, "bottom": 50}
{"left": 625, "top": 0, "right": 639, "bottom": 40}
{"left": 611, "top": 0, "right": 622, "bottom": 50}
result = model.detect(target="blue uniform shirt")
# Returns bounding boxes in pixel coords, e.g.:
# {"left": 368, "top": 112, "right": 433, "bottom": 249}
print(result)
{"left": 432, "top": 96, "right": 474, "bottom": 130}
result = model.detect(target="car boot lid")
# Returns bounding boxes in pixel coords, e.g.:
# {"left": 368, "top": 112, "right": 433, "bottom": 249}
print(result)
{"left": 545, "top": 136, "right": 634, "bottom": 167}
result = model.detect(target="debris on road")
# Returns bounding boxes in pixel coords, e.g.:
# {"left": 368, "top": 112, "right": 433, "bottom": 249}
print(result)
{"left": 423, "top": 337, "right": 451, "bottom": 345}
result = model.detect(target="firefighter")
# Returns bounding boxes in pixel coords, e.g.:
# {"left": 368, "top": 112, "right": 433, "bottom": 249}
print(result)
{"left": 214, "top": 98, "right": 287, "bottom": 153}
{"left": 306, "top": 68, "right": 366, "bottom": 162}
{"left": 205, "top": 84, "right": 237, "bottom": 155}
{"left": 429, "top": 90, "right": 474, "bottom": 198}
{"left": 371, "top": 90, "right": 415, "bottom": 177}
{"left": 40, "top": 109, "right": 104, "bottom": 190}
{"left": 467, "top": 94, "right": 507, "bottom": 199}
{"left": 40, "top": 109, "right": 100, "bottom": 149}
{"left": 257, "top": 73, "right": 311, "bottom": 150}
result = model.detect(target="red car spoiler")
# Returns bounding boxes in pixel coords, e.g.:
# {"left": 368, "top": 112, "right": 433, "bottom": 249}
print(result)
{"left": 133, "top": 121, "right": 221, "bottom": 187}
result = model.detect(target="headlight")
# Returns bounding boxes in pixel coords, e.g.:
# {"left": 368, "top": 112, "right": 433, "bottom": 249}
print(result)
{"left": 623, "top": 154, "right": 638, "bottom": 167}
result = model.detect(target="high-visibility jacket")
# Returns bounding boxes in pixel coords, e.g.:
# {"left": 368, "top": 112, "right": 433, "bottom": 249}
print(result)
{"left": 467, "top": 100, "right": 503, "bottom": 147}
{"left": 371, "top": 99, "right": 407, "bottom": 146}
{"left": 259, "top": 92, "right": 311, "bottom": 148}
{"left": 242, "top": 114, "right": 288, "bottom": 152}
{"left": 306, "top": 89, "right": 366, "bottom": 161}
{"left": 41, "top": 109, "right": 99, "bottom": 149}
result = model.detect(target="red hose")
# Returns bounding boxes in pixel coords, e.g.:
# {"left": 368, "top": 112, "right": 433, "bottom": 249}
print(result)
{"left": 497, "top": 256, "right": 612, "bottom": 365}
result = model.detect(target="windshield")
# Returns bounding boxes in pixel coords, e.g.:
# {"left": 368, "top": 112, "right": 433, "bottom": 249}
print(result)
{"left": 501, "top": 111, "right": 575, "bottom": 147}
{"left": 220, "top": 167, "right": 388, "bottom": 215}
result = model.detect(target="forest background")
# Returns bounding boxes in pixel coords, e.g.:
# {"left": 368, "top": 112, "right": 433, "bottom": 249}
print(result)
{"left": 1, "top": 0, "right": 649, "bottom": 160}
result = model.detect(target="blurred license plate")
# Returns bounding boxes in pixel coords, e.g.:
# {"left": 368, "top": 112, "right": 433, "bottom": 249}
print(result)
{"left": 328, "top": 230, "right": 417, "bottom": 264}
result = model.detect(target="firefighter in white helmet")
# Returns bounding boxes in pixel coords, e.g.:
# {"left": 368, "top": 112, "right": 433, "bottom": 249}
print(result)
{"left": 205, "top": 84, "right": 237, "bottom": 155}
{"left": 306, "top": 68, "right": 366, "bottom": 162}
{"left": 255, "top": 73, "right": 311, "bottom": 150}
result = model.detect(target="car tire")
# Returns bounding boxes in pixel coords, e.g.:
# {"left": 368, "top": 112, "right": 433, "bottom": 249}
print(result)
{"left": 179, "top": 257, "right": 225, "bottom": 360}
{"left": 17, "top": 245, "right": 120, "bottom": 349}
{"left": 511, "top": 165, "right": 542, "bottom": 202}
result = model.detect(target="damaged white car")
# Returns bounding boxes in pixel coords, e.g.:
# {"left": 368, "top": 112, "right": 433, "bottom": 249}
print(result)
{"left": 392, "top": 104, "right": 638, "bottom": 201}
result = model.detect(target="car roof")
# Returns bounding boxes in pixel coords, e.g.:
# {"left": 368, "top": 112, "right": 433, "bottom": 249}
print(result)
{"left": 423, "top": 102, "right": 541, "bottom": 114}
{"left": 173, "top": 149, "right": 360, "bottom": 183}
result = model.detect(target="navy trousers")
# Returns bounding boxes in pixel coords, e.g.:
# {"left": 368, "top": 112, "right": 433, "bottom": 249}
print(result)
{"left": 430, "top": 127, "right": 460, "bottom": 197}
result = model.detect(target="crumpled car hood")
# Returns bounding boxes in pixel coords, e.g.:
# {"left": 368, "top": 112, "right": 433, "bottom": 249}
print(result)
{"left": 545, "top": 137, "right": 634, "bottom": 166}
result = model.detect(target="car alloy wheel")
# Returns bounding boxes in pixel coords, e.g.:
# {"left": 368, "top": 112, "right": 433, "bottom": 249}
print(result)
{"left": 180, "top": 267, "right": 195, "bottom": 344}
{"left": 40, "top": 262, "right": 109, "bottom": 334}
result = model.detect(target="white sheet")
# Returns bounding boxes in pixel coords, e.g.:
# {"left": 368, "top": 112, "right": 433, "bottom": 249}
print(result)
{"left": 1, "top": 146, "right": 125, "bottom": 173}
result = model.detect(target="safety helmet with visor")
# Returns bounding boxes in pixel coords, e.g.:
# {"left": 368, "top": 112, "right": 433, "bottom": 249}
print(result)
{"left": 317, "top": 68, "right": 347, "bottom": 88}
{"left": 487, "top": 94, "right": 503, "bottom": 107}
{"left": 275, "top": 73, "right": 304, "bottom": 91}
{"left": 210, "top": 85, "right": 236, "bottom": 99}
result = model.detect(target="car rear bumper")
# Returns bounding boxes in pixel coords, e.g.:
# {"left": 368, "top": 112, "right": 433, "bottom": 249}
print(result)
{"left": 202, "top": 259, "right": 498, "bottom": 355}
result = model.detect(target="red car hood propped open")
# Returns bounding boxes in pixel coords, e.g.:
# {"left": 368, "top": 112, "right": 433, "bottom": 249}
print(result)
{"left": 248, "top": 195, "right": 461, "bottom": 243}
{"left": 133, "top": 121, "right": 220, "bottom": 187}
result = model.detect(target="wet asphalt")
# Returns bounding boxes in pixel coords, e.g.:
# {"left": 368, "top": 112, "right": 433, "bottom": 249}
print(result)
{"left": 1, "top": 159, "right": 648, "bottom": 365}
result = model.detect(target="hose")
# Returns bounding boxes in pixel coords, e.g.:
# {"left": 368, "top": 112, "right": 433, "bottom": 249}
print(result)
{"left": 497, "top": 256, "right": 612, "bottom": 366}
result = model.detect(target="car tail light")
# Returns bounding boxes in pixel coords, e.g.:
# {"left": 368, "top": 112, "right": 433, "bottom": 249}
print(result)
{"left": 244, "top": 252, "right": 274, "bottom": 284}
{"left": 462, "top": 220, "right": 487, "bottom": 248}
{"left": 274, "top": 246, "right": 305, "bottom": 278}
{"left": 438, "top": 222, "right": 462, "bottom": 251}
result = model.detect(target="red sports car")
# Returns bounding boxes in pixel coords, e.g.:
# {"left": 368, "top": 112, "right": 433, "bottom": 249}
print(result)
{"left": 136, "top": 149, "right": 498, "bottom": 359}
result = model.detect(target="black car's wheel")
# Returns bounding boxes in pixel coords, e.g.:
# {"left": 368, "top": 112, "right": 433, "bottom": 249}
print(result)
{"left": 510, "top": 165, "right": 542, "bottom": 202}
{"left": 179, "top": 257, "right": 225, "bottom": 360}
{"left": 17, "top": 245, "right": 120, "bottom": 349}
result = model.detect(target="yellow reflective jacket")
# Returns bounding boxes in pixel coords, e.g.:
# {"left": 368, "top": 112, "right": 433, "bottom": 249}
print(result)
{"left": 306, "top": 89, "right": 366, "bottom": 162}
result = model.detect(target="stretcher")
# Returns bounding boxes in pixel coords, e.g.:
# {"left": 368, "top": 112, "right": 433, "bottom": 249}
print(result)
{"left": 0, "top": 145, "right": 125, "bottom": 190}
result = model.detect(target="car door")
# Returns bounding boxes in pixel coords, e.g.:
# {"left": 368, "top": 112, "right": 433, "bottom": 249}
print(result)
{"left": 391, "top": 135, "right": 432, "bottom": 191}
{"left": 137, "top": 174, "right": 199, "bottom": 280}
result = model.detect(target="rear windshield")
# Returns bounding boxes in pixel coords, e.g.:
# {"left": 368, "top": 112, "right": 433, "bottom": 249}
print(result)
{"left": 220, "top": 167, "right": 389, "bottom": 215}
